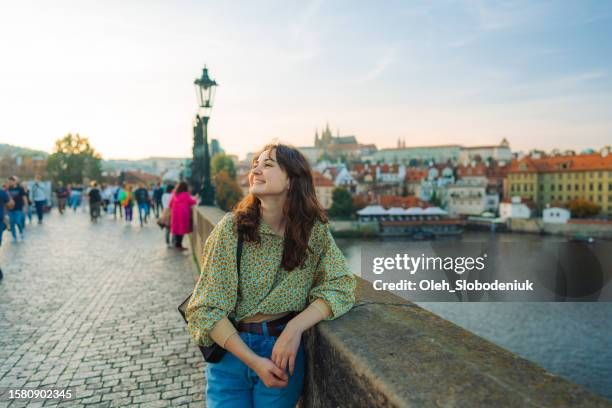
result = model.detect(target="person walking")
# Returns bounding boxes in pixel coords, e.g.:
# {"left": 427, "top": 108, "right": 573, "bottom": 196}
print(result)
{"left": 120, "top": 185, "right": 133, "bottom": 222}
{"left": 133, "top": 183, "right": 149, "bottom": 227}
{"left": 55, "top": 181, "right": 68, "bottom": 214}
{"left": 113, "top": 185, "right": 123, "bottom": 219}
{"left": 0, "top": 184, "right": 15, "bottom": 279}
{"left": 22, "top": 182, "right": 33, "bottom": 226}
{"left": 6, "top": 176, "right": 27, "bottom": 242}
{"left": 70, "top": 184, "right": 82, "bottom": 212}
{"left": 168, "top": 181, "right": 195, "bottom": 251}
{"left": 185, "top": 143, "right": 356, "bottom": 408}
{"left": 31, "top": 175, "right": 47, "bottom": 224}
{"left": 88, "top": 181, "right": 102, "bottom": 222}
{"left": 101, "top": 183, "right": 113, "bottom": 215}
{"left": 160, "top": 184, "right": 174, "bottom": 246}
{"left": 153, "top": 182, "right": 164, "bottom": 218}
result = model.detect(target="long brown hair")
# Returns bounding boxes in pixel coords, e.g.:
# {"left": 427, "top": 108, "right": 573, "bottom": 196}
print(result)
{"left": 234, "top": 142, "right": 328, "bottom": 271}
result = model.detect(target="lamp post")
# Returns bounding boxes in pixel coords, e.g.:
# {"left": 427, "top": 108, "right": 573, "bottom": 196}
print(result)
{"left": 193, "top": 65, "right": 218, "bottom": 206}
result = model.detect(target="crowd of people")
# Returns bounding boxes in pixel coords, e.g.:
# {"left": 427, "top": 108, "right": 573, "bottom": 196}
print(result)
{"left": 1, "top": 177, "right": 198, "bottom": 279}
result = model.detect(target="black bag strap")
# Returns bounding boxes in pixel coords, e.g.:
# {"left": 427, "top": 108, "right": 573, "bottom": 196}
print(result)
{"left": 236, "top": 234, "right": 244, "bottom": 275}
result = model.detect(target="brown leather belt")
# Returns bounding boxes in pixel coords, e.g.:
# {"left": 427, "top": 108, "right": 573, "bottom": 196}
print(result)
{"left": 237, "top": 312, "right": 296, "bottom": 337}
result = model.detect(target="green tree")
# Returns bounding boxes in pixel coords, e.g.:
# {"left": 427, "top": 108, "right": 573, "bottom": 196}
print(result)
{"left": 211, "top": 153, "right": 236, "bottom": 180}
{"left": 566, "top": 198, "right": 600, "bottom": 218}
{"left": 46, "top": 134, "right": 102, "bottom": 185}
{"left": 329, "top": 187, "right": 354, "bottom": 218}
{"left": 430, "top": 189, "right": 442, "bottom": 207}
{"left": 214, "top": 170, "right": 243, "bottom": 211}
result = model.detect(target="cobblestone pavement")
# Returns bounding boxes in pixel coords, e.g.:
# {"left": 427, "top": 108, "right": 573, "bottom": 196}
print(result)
{"left": 0, "top": 209, "right": 207, "bottom": 407}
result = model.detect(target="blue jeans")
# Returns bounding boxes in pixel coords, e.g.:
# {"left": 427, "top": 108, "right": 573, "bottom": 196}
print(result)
{"left": 206, "top": 324, "right": 305, "bottom": 408}
{"left": 8, "top": 210, "right": 25, "bottom": 240}
{"left": 34, "top": 200, "right": 46, "bottom": 223}
{"left": 137, "top": 203, "right": 148, "bottom": 225}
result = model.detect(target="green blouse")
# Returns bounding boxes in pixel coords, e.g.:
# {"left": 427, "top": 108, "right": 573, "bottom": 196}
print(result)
{"left": 186, "top": 213, "right": 357, "bottom": 347}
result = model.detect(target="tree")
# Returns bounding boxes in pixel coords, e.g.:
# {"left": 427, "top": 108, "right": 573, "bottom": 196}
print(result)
{"left": 211, "top": 153, "right": 236, "bottom": 180}
{"left": 430, "top": 189, "right": 442, "bottom": 207}
{"left": 214, "top": 170, "right": 243, "bottom": 212}
{"left": 46, "top": 134, "right": 102, "bottom": 185}
{"left": 329, "top": 187, "right": 354, "bottom": 218}
{"left": 401, "top": 180, "right": 409, "bottom": 197}
{"left": 352, "top": 194, "right": 369, "bottom": 212}
{"left": 566, "top": 199, "right": 600, "bottom": 218}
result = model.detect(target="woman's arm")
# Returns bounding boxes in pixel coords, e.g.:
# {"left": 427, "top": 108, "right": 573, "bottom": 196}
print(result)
{"left": 210, "top": 317, "right": 289, "bottom": 387}
{"left": 272, "top": 224, "right": 356, "bottom": 375}
{"left": 271, "top": 299, "right": 331, "bottom": 375}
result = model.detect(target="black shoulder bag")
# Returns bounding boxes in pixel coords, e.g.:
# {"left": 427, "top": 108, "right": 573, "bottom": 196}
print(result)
{"left": 178, "top": 235, "right": 244, "bottom": 363}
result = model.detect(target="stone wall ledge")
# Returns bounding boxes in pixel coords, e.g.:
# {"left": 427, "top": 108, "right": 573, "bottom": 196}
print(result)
{"left": 191, "top": 207, "right": 612, "bottom": 407}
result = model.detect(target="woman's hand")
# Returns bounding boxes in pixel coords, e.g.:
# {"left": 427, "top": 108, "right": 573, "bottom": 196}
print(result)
{"left": 271, "top": 323, "right": 303, "bottom": 376}
{"left": 251, "top": 356, "right": 288, "bottom": 388}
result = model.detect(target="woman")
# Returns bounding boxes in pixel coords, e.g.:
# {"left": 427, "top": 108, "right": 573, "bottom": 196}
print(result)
{"left": 169, "top": 181, "right": 196, "bottom": 251}
{"left": 119, "top": 185, "right": 133, "bottom": 222}
{"left": 160, "top": 184, "right": 174, "bottom": 246}
{"left": 185, "top": 142, "right": 356, "bottom": 407}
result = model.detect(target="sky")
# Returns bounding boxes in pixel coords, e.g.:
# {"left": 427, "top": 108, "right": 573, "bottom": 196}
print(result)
{"left": 1, "top": 0, "right": 611, "bottom": 160}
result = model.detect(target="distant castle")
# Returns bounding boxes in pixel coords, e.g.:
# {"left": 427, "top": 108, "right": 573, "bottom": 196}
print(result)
{"left": 314, "top": 122, "right": 358, "bottom": 149}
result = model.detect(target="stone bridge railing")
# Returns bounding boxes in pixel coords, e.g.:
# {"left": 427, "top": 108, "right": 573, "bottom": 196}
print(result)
{"left": 189, "top": 206, "right": 611, "bottom": 407}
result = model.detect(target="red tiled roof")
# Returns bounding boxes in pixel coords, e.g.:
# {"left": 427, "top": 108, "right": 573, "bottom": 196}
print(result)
{"left": 508, "top": 153, "right": 612, "bottom": 173}
{"left": 379, "top": 195, "right": 426, "bottom": 209}
{"left": 312, "top": 171, "right": 334, "bottom": 187}
{"left": 457, "top": 163, "right": 487, "bottom": 177}
{"left": 405, "top": 168, "right": 428, "bottom": 182}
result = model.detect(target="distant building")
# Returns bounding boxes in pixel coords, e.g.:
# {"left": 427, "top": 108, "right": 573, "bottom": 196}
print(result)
{"left": 373, "top": 144, "right": 461, "bottom": 165}
{"left": 419, "top": 165, "right": 455, "bottom": 204}
{"left": 505, "top": 148, "right": 612, "bottom": 216}
{"left": 373, "top": 139, "right": 513, "bottom": 167}
{"left": 499, "top": 196, "right": 532, "bottom": 220}
{"left": 312, "top": 171, "right": 335, "bottom": 209}
{"left": 543, "top": 207, "right": 570, "bottom": 224}
{"left": 458, "top": 138, "right": 512, "bottom": 165}
{"left": 305, "top": 123, "right": 377, "bottom": 162}
{"left": 122, "top": 170, "right": 161, "bottom": 185}
{"left": 377, "top": 195, "right": 426, "bottom": 209}
{"left": 446, "top": 183, "right": 487, "bottom": 217}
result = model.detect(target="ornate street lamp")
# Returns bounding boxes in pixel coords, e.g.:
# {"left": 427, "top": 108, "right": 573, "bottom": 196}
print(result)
{"left": 193, "top": 65, "right": 218, "bottom": 206}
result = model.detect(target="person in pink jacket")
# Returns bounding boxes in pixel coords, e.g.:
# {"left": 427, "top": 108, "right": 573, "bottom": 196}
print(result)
{"left": 169, "top": 181, "right": 197, "bottom": 251}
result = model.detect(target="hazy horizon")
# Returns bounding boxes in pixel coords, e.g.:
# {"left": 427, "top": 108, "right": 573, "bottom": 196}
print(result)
{"left": 1, "top": 1, "right": 611, "bottom": 160}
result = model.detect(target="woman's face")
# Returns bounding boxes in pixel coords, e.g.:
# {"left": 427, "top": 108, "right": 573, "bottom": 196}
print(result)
{"left": 249, "top": 149, "right": 290, "bottom": 198}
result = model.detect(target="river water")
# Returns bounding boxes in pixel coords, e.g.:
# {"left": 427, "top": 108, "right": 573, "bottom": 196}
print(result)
{"left": 336, "top": 232, "right": 612, "bottom": 400}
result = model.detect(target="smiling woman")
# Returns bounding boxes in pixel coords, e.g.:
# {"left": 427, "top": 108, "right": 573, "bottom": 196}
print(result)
{"left": 185, "top": 142, "right": 357, "bottom": 408}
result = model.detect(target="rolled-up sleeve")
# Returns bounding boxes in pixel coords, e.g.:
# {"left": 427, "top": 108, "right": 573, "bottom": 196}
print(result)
{"left": 308, "top": 225, "right": 356, "bottom": 320}
{"left": 185, "top": 214, "right": 237, "bottom": 347}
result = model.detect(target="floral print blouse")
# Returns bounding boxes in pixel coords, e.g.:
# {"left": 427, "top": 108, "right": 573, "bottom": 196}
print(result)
{"left": 186, "top": 212, "right": 357, "bottom": 347}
